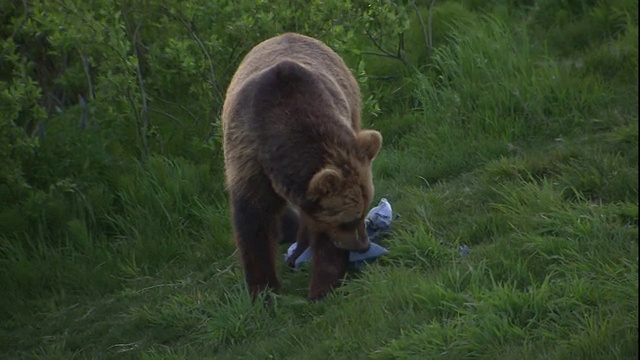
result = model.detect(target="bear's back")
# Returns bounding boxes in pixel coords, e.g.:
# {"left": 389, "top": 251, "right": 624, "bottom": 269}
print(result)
{"left": 222, "top": 33, "right": 361, "bottom": 132}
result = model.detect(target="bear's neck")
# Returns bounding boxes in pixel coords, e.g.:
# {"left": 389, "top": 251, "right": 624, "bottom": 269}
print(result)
{"left": 265, "top": 126, "right": 358, "bottom": 208}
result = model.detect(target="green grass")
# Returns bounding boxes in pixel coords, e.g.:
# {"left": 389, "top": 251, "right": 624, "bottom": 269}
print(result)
{"left": 1, "top": 2, "right": 638, "bottom": 359}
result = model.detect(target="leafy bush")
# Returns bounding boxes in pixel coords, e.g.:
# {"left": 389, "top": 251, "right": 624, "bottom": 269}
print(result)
{"left": 0, "top": 0, "right": 413, "bottom": 310}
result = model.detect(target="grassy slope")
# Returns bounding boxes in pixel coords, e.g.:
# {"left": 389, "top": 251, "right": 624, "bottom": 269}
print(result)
{"left": 1, "top": 4, "right": 638, "bottom": 360}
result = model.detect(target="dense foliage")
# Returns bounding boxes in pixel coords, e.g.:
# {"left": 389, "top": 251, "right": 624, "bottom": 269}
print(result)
{"left": 1, "top": 0, "right": 637, "bottom": 358}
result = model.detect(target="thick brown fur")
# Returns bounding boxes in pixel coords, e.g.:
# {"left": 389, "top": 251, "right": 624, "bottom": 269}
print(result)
{"left": 221, "top": 33, "right": 382, "bottom": 301}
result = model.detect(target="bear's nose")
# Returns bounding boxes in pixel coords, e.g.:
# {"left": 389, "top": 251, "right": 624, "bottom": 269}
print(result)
{"left": 353, "top": 234, "right": 371, "bottom": 253}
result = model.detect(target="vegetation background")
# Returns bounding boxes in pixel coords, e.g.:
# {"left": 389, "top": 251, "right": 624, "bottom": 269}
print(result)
{"left": 1, "top": 0, "right": 637, "bottom": 358}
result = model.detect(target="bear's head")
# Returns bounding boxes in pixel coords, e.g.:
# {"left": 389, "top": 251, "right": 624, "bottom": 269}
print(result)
{"left": 302, "top": 130, "right": 383, "bottom": 252}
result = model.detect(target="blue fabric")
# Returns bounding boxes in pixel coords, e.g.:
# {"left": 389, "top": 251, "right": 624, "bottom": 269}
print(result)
{"left": 285, "top": 198, "right": 393, "bottom": 269}
{"left": 285, "top": 241, "right": 390, "bottom": 269}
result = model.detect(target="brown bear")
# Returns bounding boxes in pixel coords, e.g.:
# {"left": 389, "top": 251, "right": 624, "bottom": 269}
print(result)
{"left": 221, "top": 32, "right": 382, "bottom": 301}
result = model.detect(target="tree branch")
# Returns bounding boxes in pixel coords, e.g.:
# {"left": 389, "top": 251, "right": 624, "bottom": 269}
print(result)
{"left": 79, "top": 94, "right": 88, "bottom": 130}
{"left": 149, "top": 108, "right": 181, "bottom": 124}
{"left": 132, "top": 22, "right": 149, "bottom": 161}
{"left": 78, "top": 49, "right": 94, "bottom": 99}
{"left": 154, "top": 97, "right": 200, "bottom": 124}
{"left": 364, "top": 27, "right": 408, "bottom": 66}
{"left": 365, "top": 27, "right": 397, "bottom": 59}
{"left": 397, "top": 32, "right": 405, "bottom": 59}
{"left": 411, "top": 1, "right": 431, "bottom": 55}
{"left": 428, "top": 0, "right": 436, "bottom": 51}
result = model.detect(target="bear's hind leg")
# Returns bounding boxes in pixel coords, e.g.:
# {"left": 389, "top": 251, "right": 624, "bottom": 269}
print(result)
{"left": 230, "top": 188, "right": 285, "bottom": 301}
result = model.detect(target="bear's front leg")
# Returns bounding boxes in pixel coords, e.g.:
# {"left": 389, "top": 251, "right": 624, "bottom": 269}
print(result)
{"left": 230, "top": 190, "right": 283, "bottom": 301}
{"left": 308, "top": 237, "right": 350, "bottom": 301}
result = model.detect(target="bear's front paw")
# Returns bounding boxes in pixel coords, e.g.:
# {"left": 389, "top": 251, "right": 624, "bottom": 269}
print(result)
{"left": 307, "top": 276, "right": 343, "bottom": 301}
{"left": 248, "top": 280, "right": 281, "bottom": 302}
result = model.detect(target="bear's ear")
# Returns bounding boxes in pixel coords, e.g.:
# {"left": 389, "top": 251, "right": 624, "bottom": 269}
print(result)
{"left": 356, "top": 130, "right": 383, "bottom": 161}
{"left": 308, "top": 167, "right": 343, "bottom": 199}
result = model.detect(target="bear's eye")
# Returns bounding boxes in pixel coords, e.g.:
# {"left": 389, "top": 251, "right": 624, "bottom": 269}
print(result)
{"left": 338, "top": 218, "right": 361, "bottom": 231}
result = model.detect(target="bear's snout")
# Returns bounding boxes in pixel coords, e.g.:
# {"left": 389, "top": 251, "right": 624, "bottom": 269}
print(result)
{"left": 354, "top": 240, "right": 371, "bottom": 254}
{"left": 333, "top": 232, "right": 370, "bottom": 253}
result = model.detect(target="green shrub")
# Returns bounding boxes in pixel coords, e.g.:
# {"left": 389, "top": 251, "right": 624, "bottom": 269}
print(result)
{"left": 0, "top": 0, "right": 405, "bottom": 313}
